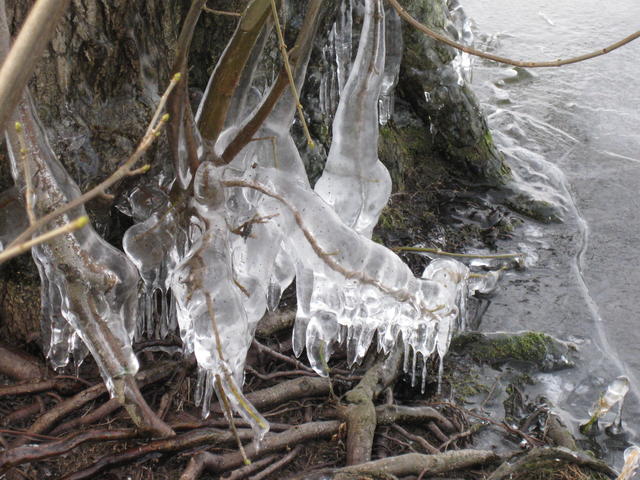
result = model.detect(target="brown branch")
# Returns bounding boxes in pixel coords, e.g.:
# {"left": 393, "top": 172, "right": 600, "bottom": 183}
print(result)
{"left": 0, "top": 344, "right": 52, "bottom": 381}
{"left": 212, "top": 376, "right": 331, "bottom": 414}
{"left": 387, "top": 0, "right": 640, "bottom": 68}
{"left": 16, "top": 361, "right": 175, "bottom": 442}
{"left": 0, "top": 0, "right": 71, "bottom": 130}
{"left": 197, "top": 0, "right": 272, "bottom": 142}
{"left": 251, "top": 444, "right": 302, "bottom": 480}
{"left": 181, "top": 421, "right": 341, "bottom": 479}
{"left": 252, "top": 339, "right": 314, "bottom": 373}
{"left": 341, "top": 348, "right": 403, "bottom": 465}
{"left": 391, "top": 424, "right": 439, "bottom": 454}
{"left": 337, "top": 450, "right": 499, "bottom": 477}
{"left": 376, "top": 405, "right": 457, "bottom": 433}
{"left": 0, "top": 429, "right": 137, "bottom": 474}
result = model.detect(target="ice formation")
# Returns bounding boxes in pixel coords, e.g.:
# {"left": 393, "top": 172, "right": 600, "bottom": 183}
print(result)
{"left": 587, "top": 376, "right": 630, "bottom": 424}
{"left": 224, "top": 166, "right": 497, "bottom": 385}
{"left": 618, "top": 446, "right": 640, "bottom": 480}
{"left": 6, "top": 0, "right": 500, "bottom": 440}
{"left": 315, "top": 0, "right": 392, "bottom": 239}
{"left": 6, "top": 93, "right": 140, "bottom": 399}
{"left": 379, "top": 6, "right": 402, "bottom": 125}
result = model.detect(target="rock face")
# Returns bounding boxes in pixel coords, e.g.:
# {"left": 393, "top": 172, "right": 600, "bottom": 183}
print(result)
{"left": 0, "top": 0, "right": 510, "bottom": 346}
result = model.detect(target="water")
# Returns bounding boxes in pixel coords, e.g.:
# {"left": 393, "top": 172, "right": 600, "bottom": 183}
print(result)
{"left": 463, "top": 0, "right": 640, "bottom": 458}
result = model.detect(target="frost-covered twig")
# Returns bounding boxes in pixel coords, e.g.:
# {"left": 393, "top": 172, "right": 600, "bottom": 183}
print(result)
{"left": 387, "top": 0, "right": 640, "bottom": 68}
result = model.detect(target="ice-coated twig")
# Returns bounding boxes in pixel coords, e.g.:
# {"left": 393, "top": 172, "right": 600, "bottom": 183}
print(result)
{"left": 6, "top": 73, "right": 180, "bottom": 251}
{"left": 269, "top": 0, "right": 314, "bottom": 148}
{"left": 196, "top": 0, "right": 272, "bottom": 142}
{"left": 617, "top": 446, "right": 640, "bottom": 480}
{"left": 394, "top": 246, "right": 525, "bottom": 260}
{"left": 0, "top": 216, "right": 88, "bottom": 265}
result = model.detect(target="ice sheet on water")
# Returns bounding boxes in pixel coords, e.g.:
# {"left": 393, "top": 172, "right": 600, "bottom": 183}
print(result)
{"left": 315, "top": 0, "right": 391, "bottom": 239}
{"left": 6, "top": 93, "right": 140, "bottom": 397}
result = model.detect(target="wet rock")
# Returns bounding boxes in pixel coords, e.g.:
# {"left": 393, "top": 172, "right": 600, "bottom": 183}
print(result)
{"left": 451, "top": 331, "right": 576, "bottom": 372}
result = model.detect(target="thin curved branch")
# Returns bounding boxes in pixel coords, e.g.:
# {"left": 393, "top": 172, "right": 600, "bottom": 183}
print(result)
{"left": 387, "top": 0, "right": 640, "bottom": 68}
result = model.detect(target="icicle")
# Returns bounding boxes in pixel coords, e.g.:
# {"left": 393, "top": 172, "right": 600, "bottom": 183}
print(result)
{"left": 335, "top": 0, "right": 353, "bottom": 95}
{"left": 315, "top": 0, "right": 392, "bottom": 239}
{"left": 378, "top": 6, "right": 402, "bottom": 125}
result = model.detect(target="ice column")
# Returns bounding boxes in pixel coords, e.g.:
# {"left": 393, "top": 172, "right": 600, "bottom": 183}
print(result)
{"left": 378, "top": 6, "right": 402, "bottom": 125}
{"left": 315, "top": 0, "right": 392, "bottom": 239}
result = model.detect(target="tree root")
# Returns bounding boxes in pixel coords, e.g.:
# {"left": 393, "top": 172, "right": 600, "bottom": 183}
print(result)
{"left": 179, "top": 420, "right": 341, "bottom": 479}
{"left": 12, "top": 361, "right": 175, "bottom": 445}
{"left": 340, "top": 348, "right": 403, "bottom": 465}
{"left": 487, "top": 447, "right": 617, "bottom": 480}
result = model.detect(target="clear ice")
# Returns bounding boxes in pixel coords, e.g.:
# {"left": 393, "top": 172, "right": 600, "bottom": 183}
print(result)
{"left": 7, "top": 0, "right": 500, "bottom": 442}
{"left": 315, "top": 0, "right": 392, "bottom": 239}
{"left": 6, "top": 93, "right": 140, "bottom": 398}
{"left": 618, "top": 445, "right": 640, "bottom": 480}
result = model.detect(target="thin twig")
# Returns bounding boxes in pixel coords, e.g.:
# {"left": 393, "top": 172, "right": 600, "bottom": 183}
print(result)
{"left": 387, "top": 0, "right": 640, "bottom": 68}
{"left": 393, "top": 246, "right": 524, "bottom": 260}
{"left": 269, "top": 0, "right": 313, "bottom": 148}
{"left": 203, "top": 6, "right": 241, "bottom": 17}
{"left": 0, "top": 216, "right": 88, "bottom": 264}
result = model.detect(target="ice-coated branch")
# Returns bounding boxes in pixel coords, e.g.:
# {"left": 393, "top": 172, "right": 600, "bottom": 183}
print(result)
{"left": 387, "top": 0, "right": 640, "bottom": 68}
{"left": 223, "top": 168, "right": 494, "bottom": 379}
{"left": 6, "top": 73, "right": 180, "bottom": 251}
{"left": 167, "top": 0, "right": 207, "bottom": 188}
{"left": 221, "top": 0, "right": 324, "bottom": 164}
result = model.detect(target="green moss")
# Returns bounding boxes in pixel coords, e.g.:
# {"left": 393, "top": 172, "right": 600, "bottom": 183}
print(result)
{"left": 452, "top": 331, "right": 573, "bottom": 372}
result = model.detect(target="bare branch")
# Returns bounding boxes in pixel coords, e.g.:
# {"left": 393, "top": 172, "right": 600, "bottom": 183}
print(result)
{"left": 0, "top": 216, "right": 88, "bottom": 265}
{"left": 387, "top": 0, "right": 640, "bottom": 68}
{"left": 0, "top": 0, "right": 71, "bottom": 130}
